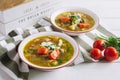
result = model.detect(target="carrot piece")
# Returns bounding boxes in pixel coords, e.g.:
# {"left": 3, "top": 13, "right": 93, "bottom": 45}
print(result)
{"left": 37, "top": 47, "right": 49, "bottom": 55}
{"left": 49, "top": 49, "right": 60, "bottom": 60}
{"left": 59, "top": 17, "right": 71, "bottom": 23}
{"left": 78, "top": 23, "right": 90, "bottom": 28}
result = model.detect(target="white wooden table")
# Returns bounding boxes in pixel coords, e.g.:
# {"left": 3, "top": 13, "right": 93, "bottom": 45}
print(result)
{"left": 0, "top": 0, "right": 120, "bottom": 80}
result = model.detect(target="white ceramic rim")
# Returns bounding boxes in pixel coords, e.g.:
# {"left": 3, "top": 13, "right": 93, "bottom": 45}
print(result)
{"left": 50, "top": 7, "right": 99, "bottom": 35}
{"left": 18, "top": 31, "right": 79, "bottom": 70}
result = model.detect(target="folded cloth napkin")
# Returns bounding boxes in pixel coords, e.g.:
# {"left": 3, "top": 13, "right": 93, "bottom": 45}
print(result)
{"left": 0, "top": 18, "right": 119, "bottom": 80}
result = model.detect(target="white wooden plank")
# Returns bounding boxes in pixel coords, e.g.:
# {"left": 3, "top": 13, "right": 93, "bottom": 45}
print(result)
{"left": 100, "top": 18, "right": 120, "bottom": 31}
{"left": 29, "top": 63, "right": 120, "bottom": 80}
{"left": 91, "top": 8, "right": 120, "bottom": 18}
{"left": 63, "top": 0, "right": 120, "bottom": 18}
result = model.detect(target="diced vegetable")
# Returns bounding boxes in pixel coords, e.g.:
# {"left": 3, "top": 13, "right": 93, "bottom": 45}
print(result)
{"left": 25, "top": 47, "right": 35, "bottom": 54}
{"left": 57, "top": 58, "right": 63, "bottom": 64}
{"left": 78, "top": 23, "right": 90, "bottom": 28}
{"left": 60, "top": 48, "right": 65, "bottom": 54}
{"left": 50, "top": 60, "right": 58, "bottom": 66}
{"left": 37, "top": 47, "right": 49, "bottom": 55}
{"left": 58, "top": 39, "right": 63, "bottom": 47}
{"left": 67, "top": 46, "right": 71, "bottom": 53}
{"left": 64, "top": 21, "right": 72, "bottom": 26}
{"left": 59, "top": 17, "right": 71, "bottom": 23}
{"left": 69, "top": 24, "right": 76, "bottom": 30}
{"left": 80, "top": 18, "right": 85, "bottom": 23}
{"left": 49, "top": 49, "right": 60, "bottom": 60}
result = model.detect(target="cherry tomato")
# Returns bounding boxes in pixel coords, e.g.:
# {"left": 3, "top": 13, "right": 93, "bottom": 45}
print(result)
{"left": 90, "top": 48, "right": 102, "bottom": 60}
{"left": 49, "top": 49, "right": 60, "bottom": 60}
{"left": 37, "top": 47, "right": 49, "bottom": 55}
{"left": 59, "top": 17, "right": 71, "bottom": 23}
{"left": 93, "top": 39, "right": 106, "bottom": 51}
{"left": 104, "top": 47, "right": 119, "bottom": 61}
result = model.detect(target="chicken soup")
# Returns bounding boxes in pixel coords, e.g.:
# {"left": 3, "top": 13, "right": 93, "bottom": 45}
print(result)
{"left": 23, "top": 35, "right": 74, "bottom": 67}
{"left": 55, "top": 11, "right": 95, "bottom": 31}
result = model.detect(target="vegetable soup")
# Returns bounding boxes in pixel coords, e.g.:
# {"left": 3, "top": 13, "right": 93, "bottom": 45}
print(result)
{"left": 55, "top": 11, "right": 95, "bottom": 31}
{"left": 23, "top": 35, "right": 74, "bottom": 67}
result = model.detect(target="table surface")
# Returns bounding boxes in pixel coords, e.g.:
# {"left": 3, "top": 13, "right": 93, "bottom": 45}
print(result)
{"left": 0, "top": 0, "right": 120, "bottom": 80}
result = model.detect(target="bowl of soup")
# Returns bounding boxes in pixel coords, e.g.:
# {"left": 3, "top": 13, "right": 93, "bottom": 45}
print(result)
{"left": 18, "top": 32, "right": 79, "bottom": 70}
{"left": 51, "top": 7, "right": 99, "bottom": 36}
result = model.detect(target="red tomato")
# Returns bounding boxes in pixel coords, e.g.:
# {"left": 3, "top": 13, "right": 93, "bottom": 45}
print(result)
{"left": 90, "top": 48, "right": 102, "bottom": 60}
{"left": 104, "top": 47, "right": 118, "bottom": 61}
{"left": 37, "top": 47, "right": 49, "bottom": 55}
{"left": 49, "top": 49, "right": 60, "bottom": 60}
{"left": 93, "top": 39, "right": 105, "bottom": 51}
{"left": 59, "top": 17, "right": 71, "bottom": 23}
{"left": 78, "top": 23, "right": 90, "bottom": 28}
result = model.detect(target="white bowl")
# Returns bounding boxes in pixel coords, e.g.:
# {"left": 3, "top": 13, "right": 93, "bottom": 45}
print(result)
{"left": 18, "top": 32, "right": 80, "bottom": 71}
{"left": 50, "top": 7, "right": 99, "bottom": 36}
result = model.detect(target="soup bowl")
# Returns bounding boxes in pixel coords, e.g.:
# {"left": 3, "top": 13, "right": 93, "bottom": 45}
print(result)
{"left": 50, "top": 7, "right": 99, "bottom": 36}
{"left": 18, "top": 32, "right": 80, "bottom": 71}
